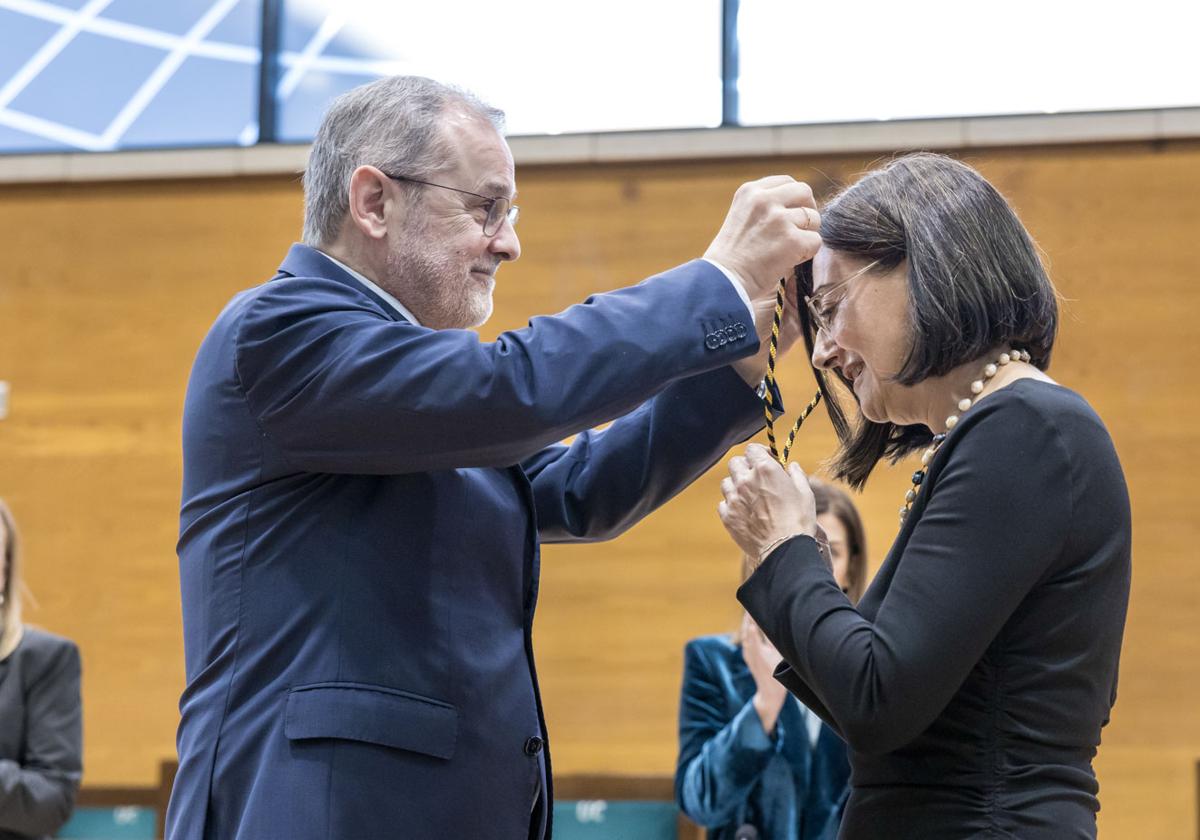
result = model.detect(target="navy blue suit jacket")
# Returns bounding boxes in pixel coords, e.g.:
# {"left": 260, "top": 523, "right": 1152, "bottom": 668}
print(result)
{"left": 169, "top": 245, "right": 771, "bottom": 840}
{"left": 676, "top": 635, "right": 849, "bottom": 840}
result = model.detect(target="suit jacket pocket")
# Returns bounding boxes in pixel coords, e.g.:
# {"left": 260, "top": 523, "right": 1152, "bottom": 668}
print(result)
{"left": 284, "top": 681, "right": 458, "bottom": 760}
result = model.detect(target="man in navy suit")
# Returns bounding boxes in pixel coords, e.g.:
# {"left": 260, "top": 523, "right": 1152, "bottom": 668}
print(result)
{"left": 168, "top": 75, "right": 822, "bottom": 840}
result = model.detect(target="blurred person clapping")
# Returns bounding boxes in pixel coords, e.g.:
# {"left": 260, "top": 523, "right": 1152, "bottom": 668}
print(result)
{"left": 677, "top": 480, "right": 866, "bottom": 840}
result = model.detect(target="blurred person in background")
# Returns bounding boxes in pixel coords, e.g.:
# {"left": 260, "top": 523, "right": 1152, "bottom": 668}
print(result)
{"left": 0, "top": 499, "right": 82, "bottom": 840}
{"left": 677, "top": 478, "right": 866, "bottom": 840}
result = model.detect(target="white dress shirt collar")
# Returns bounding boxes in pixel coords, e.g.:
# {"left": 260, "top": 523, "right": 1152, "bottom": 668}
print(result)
{"left": 319, "top": 251, "right": 423, "bottom": 327}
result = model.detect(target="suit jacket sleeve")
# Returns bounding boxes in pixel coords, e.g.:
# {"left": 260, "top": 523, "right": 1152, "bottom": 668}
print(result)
{"left": 524, "top": 364, "right": 767, "bottom": 543}
{"left": 236, "top": 260, "right": 758, "bottom": 474}
{"left": 0, "top": 640, "right": 82, "bottom": 837}
{"left": 674, "top": 640, "right": 778, "bottom": 828}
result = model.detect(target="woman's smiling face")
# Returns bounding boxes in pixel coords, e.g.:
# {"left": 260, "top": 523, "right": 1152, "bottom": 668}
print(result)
{"left": 809, "top": 247, "right": 922, "bottom": 426}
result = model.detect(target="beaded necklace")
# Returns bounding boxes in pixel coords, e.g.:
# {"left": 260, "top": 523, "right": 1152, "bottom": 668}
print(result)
{"left": 899, "top": 348, "right": 1031, "bottom": 525}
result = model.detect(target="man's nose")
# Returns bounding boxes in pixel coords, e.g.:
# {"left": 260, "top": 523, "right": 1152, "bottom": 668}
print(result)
{"left": 489, "top": 219, "right": 521, "bottom": 261}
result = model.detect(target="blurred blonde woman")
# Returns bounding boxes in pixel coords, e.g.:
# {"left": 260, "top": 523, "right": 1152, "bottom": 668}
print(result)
{"left": 676, "top": 479, "right": 866, "bottom": 840}
{"left": 0, "top": 499, "right": 82, "bottom": 840}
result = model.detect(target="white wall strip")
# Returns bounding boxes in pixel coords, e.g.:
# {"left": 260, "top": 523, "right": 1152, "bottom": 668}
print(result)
{"left": 0, "top": 108, "right": 1197, "bottom": 185}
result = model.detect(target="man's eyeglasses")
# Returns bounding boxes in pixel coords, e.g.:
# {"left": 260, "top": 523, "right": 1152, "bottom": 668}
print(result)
{"left": 803, "top": 257, "right": 883, "bottom": 334}
{"left": 382, "top": 173, "right": 519, "bottom": 237}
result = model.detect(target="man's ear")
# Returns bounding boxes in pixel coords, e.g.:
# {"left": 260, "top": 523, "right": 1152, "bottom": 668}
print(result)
{"left": 346, "top": 165, "right": 396, "bottom": 241}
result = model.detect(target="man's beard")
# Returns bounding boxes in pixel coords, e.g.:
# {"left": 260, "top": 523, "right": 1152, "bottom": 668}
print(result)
{"left": 383, "top": 220, "right": 493, "bottom": 330}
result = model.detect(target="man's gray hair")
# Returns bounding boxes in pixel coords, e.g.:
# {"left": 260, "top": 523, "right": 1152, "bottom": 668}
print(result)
{"left": 302, "top": 75, "right": 505, "bottom": 247}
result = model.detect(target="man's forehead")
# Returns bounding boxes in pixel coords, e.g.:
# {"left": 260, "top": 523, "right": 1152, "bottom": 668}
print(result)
{"left": 439, "top": 109, "right": 516, "bottom": 197}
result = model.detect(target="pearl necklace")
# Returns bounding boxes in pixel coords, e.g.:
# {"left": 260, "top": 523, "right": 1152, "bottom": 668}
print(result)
{"left": 899, "top": 348, "right": 1031, "bottom": 525}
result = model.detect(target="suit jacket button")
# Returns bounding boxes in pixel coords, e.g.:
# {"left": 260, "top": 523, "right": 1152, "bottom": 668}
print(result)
{"left": 524, "top": 736, "right": 544, "bottom": 756}
{"left": 705, "top": 333, "right": 720, "bottom": 350}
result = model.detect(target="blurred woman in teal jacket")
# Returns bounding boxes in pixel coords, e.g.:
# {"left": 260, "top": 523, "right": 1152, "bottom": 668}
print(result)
{"left": 676, "top": 479, "right": 866, "bottom": 840}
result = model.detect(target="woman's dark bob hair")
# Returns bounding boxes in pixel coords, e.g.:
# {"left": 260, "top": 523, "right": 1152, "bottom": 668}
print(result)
{"left": 798, "top": 153, "right": 1059, "bottom": 489}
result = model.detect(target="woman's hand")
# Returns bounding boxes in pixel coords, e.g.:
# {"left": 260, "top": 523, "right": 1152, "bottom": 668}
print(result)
{"left": 741, "top": 612, "right": 788, "bottom": 733}
{"left": 718, "top": 443, "right": 818, "bottom": 561}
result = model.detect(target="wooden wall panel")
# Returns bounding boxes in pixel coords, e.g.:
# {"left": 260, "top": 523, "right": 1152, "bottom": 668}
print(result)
{"left": 0, "top": 141, "right": 1196, "bottom": 838}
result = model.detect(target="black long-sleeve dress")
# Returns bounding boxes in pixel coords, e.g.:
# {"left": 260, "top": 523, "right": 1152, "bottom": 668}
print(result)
{"left": 739, "top": 379, "right": 1131, "bottom": 839}
{"left": 0, "top": 627, "right": 82, "bottom": 840}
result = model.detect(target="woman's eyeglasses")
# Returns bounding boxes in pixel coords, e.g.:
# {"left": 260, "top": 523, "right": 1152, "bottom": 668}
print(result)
{"left": 803, "top": 258, "right": 884, "bottom": 333}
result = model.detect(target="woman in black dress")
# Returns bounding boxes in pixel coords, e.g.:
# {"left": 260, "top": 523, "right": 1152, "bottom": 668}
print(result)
{"left": 717, "top": 153, "right": 1130, "bottom": 839}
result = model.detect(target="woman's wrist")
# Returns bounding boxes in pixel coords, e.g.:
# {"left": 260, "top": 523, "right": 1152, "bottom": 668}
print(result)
{"left": 752, "top": 690, "right": 786, "bottom": 735}
{"left": 757, "top": 533, "right": 802, "bottom": 565}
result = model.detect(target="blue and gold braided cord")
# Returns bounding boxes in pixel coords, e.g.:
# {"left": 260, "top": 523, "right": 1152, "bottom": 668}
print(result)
{"left": 762, "top": 274, "right": 822, "bottom": 465}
